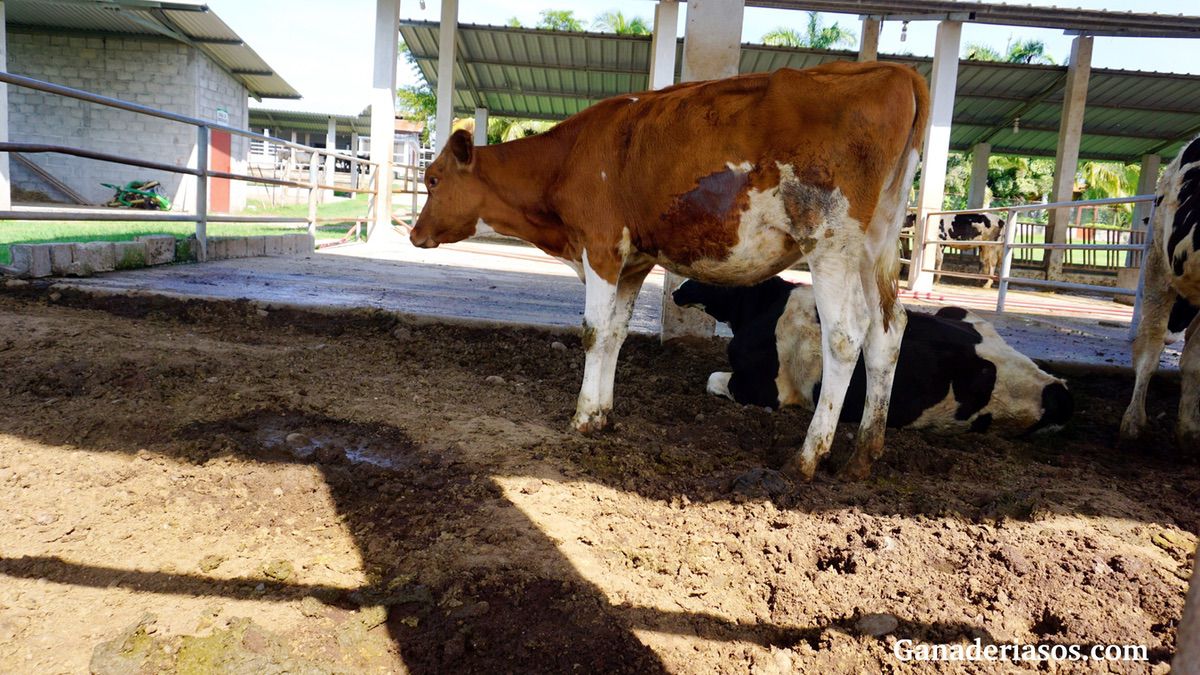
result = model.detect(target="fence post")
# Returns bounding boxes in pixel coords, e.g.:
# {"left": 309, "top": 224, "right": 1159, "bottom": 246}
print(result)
{"left": 1129, "top": 201, "right": 1158, "bottom": 341}
{"left": 307, "top": 150, "right": 319, "bottom": 238}
{"left": 411, "top": 164, "right": 419, "bottom": 225}
{"left": 996, "top": 208, "right": 1018, "bottom": 312}
{"left": 195, "top": 125, "right": 208, "bottom": 262}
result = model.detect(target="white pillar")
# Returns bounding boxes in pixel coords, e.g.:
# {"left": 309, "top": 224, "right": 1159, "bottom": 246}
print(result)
{"left": 649, "top": 1, "right": 679, "bottom": 89}
{"left": 857, "top": 17, "right": 880, "bottom": 62}
{"left": 368, "top": 0, "right": 400, "bottom": 243}
{"left": 659, "top": 0, "right": 744, "bottom": 342}
{"left": 324, "top": 115, "right": 336, "bottom": 201}
{"left": 350, "top": 131, "right": 361, "bottom": 190}
{"left": 1132, "top": 153, "right": 1161, "bottom": 227}
{"left": 967, "top": 142, "right": 991, "bottom": 209}
{"left": 0, "top": 1, "right": 11, "bottom": 211}
{"left": 434, "top": 0, "right": 458, "bottom": 153}
{"left": 473, "top": 107, "right": 488, "bottom": 146}
{"left": 908, "top": 20, "right": 962, "bottom": 292}
{"left": 1047, "top": 35, "right": 1093, "bottom": 280}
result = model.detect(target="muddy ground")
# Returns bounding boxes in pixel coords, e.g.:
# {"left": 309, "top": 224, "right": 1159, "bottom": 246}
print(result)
{"left": 0, "top": 286, "right": 1196, "bottom": 674}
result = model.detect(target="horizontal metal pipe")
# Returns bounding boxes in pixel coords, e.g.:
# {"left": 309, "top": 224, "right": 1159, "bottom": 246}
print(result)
{"left": 0, "top": 210, "right": 309, "bottom": 224}
{"left": 0, "top": 142, "right": 200, "bottom": 176}
{"left": 0, "top": 71, "right": 378, "bottom": 166}
{"left": 999, "top": 276, "right": 1138, "bottom": 295}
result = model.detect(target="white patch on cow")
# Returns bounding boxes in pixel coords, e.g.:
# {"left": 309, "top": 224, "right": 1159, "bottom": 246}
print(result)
{"left": 706, "top": 371, "right": 734, "bottom": 400}
{"left": 600, "top": 170, "right": 607, "bottom": 181}
{"left": 664, "top": 163, "right": 851, "bottom": 286}
{"left": 617, "top": 227, "right": 634, "bottom": 260}
{"left": 726, "top": 161, "right": 754, "bottom": 173}
{"left": 628, "top": 96, "right": 639, "bottom": 102}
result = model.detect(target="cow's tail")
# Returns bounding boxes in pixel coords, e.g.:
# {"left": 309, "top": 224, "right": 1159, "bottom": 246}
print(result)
{"left": 874, "top": 69, "right": 930, "bottom": 332}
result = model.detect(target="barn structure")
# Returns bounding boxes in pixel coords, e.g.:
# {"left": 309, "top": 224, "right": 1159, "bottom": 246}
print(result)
{"left": 0, "top": 0, "right": 298, "bottom": 213}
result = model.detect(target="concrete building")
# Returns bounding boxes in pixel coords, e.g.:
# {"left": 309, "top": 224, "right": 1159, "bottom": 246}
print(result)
{"left": 2, "top": 0, "right": 298, "bottom": 213}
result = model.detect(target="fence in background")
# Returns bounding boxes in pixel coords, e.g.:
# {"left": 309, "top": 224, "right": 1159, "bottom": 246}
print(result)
{"left": 0, "top": 71, "right": 382, "bottom": 259}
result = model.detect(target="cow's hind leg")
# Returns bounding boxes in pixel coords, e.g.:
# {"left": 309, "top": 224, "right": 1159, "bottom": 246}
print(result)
{"left": 781, "top": 248, "right": 870, "bottom": 481}
{"left": 1120, "top": 245, "right": 1174, "bottom": 442}
{"left": 1179, "top": 315, "right": 1200, "bottom": 448}
{"left": 572, "top": 252, "right": 649, "bottom": 433}
{"left": 840, "top": 268, "right": 905, "bottom": 480}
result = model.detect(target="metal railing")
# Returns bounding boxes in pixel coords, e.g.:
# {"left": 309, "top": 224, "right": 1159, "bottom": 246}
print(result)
{"left": 907, "top": 195, "right": 1156, "bottom": 334}
{"left": 0, "top": 71, "right": 382, "bottom": 260}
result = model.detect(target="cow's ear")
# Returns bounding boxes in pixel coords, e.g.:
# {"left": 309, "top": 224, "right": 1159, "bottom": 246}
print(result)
{"left": 448, "top": 129, "right": 474, "bottom": 167}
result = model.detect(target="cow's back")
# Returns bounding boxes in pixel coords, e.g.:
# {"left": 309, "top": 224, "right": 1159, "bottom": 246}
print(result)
{"left": 1162, "top": 138, "right": 1200, "bottom": 302}
{"left": 553, "top": 62, "right": 923, "bottom": 253}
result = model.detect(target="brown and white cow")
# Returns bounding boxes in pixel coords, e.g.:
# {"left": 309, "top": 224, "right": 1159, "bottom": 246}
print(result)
{"left": 410, "top": 62, "right": 930, "bottom": 481}
{"left": 1122, "top": 136, "right": 1200, "bottom": 447}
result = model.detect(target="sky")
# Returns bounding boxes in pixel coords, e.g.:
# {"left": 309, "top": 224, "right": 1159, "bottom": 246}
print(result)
{"left": 202, "top": 0, "right": 1200, "bottom": 114}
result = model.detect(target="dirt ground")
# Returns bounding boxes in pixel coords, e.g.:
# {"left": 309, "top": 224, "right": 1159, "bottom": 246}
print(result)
{"left": 0, "top": 285, "right": 1196, "bottom": 674}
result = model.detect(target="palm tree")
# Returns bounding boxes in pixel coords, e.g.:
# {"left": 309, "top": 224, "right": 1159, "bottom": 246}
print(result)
{"left": 487, "top": 117, "right": 556, "bottom": 144}
{"left": 592, "top": 10, "right": 650, "bottom": 36}
{"left": 537, "top": 9, "right": 584, "bottom": 32}
{"left": 762, "top": 12, "right": 856, "bottom": 49}
{"left": 963, "top": 39, "right": 1056, "bottom": 64}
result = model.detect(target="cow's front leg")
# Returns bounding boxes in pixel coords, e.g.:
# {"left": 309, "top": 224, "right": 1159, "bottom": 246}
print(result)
{"left": 571, "top": 252, "right": 649, "bottom": 434}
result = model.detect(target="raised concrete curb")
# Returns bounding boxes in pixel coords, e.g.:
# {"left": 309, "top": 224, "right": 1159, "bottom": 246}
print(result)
{"left": 3, "top": 233, "right": 314, "bottom": 278}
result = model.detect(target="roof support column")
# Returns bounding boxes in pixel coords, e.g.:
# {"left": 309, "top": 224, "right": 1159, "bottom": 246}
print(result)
{"left": 968, "top": 142, "right": 991, "bottom": 209}
{"left": 1133, "top": 153, "right": 1160, "bottom": 227}
{"left": 857, "top": 17, "right": 880, "bottom": 62}
{"left": 649, "top": 1, "right": 679, "bottom": 89}
{"left": 1047, "top": 35, "right": 1092, "bottom": 281}
{"left": 434, "top": 0, "right": 458, "bottom": 153}
{"left": 660, "top": 0, "right": 743, "bottom": 343}
{"left": 908, "top": 20, "right": 962, "bottom": 292}
{"left": 368, "top": 0, "right": 400, "bottom": 243}
{"left": 0, "top": 1, "right": 11, "bottom": 211}
{"left": 473, "top": 107, "right": 488, "bottom": 146}
{"left": 324, "top": 115, "right": 336, "bottom": 202}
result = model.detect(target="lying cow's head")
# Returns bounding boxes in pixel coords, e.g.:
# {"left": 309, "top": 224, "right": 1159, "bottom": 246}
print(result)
{"left": 410, "top": 130, "right": 485, "bottom": 248}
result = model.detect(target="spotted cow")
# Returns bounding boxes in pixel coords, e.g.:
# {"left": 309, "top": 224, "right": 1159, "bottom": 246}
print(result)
{"left": 410, "top": 62, "right": 930, "bottom": 480}
{"left": 934, "top": 213, "right": 1006, "bottom": 288}
{"left": 673, "top": 278, "right": 1072, "bottom": 474}
{"left": 1121, "top": 137, "right": 1200, "bottom": 447}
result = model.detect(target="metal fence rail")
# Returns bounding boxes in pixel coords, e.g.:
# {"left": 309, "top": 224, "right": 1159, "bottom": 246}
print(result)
{"left": 0, "top": 71, "right": 382, "bottom": 259}
{"left": 906, "top": 195, "right": 1156, "bottom": 338}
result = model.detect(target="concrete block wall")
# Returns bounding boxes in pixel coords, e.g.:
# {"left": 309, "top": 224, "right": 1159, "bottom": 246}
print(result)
{"left": 2, "top": 233, "right": 311, "bottom": 279}
{"left": 7, "top": 28, "right": 251, "bottom": 211}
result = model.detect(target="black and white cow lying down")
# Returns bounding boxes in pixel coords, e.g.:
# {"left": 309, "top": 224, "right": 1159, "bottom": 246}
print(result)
{"left": 673, "top": 277, "right": 1073, "bottom": 436}
{"left": 1122, "top": 136, "right": 1200, "bottom": 446}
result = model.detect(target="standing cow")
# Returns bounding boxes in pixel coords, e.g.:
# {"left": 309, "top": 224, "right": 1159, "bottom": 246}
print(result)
{"left": 934, "top": 213, "right": 1006, "bottom": 288}
{"left": 1121, "top": 137, "right": 1200, "bottom": 447}
{"left": 674, "top": 279, "right": 1071, "bottom": 473}
{"left": 410, "top": 62, "right": 930, "bottom": 481}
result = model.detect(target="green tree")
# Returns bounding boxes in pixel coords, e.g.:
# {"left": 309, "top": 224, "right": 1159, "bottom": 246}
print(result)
{"left": 538, "top": 9, "right": 584, "bottom": 31}
{"left": 987, "top": 156, "right": 1055, "bottom": 206}
{"left": 396, "top": 40, "right": 436, "bottom": 144}
{"left": 506, "top": 17, "right": 523, "bottom": 28}
{"left": 963, "top": 38, "right": 1056, "bottom": 64}
{"left": 487, "top": 117, "right": 556, "bottom": 144}
{"left": 762, "top": 12, "right": 856, "bottom": 49}
{"left": 592, "top": 10, "right": 650, "bottom": 35}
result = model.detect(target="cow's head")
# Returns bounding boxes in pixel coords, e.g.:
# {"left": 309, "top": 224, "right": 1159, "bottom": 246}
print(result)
{"left": 410, "top": 130, "right": 485, "bottom": 248}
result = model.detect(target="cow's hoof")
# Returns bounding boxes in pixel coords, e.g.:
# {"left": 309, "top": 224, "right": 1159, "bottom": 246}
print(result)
{"left": 780, "top": 456, "right": 818, "bottom": 483}
{"left": 1118, "top": 412, "right": 1145, "bottom": 443}
{"left": 571, "top": 410, "right": 610, "bottom": 435}
{"left": 837, "top": 459, "right": 873, "bottom": 482}
{"left": 729, "top": 468, "right": 791, "bottom": 497}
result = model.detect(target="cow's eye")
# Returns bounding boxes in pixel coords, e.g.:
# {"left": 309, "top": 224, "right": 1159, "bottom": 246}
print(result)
{"left": 428, "top": 176, "right": 439, "bottom": 189}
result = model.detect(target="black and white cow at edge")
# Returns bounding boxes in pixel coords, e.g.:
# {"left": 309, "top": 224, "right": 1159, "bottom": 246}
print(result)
{"left": 673, "top": 278, "right": 1072, "bottom": 474}
{"left": 1121, "top": 136, "right": 1200, "bottom": 447}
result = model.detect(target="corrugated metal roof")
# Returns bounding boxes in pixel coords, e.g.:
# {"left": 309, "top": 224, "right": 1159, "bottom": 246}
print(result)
{"left": 400, "top": 20, "right": 1200, "bottom": 162}
{"left": 249, "top": 108, "right": 371, "bottom": 135}
{"left": 6, "top": 0, "right": 300, "bottom": 99}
